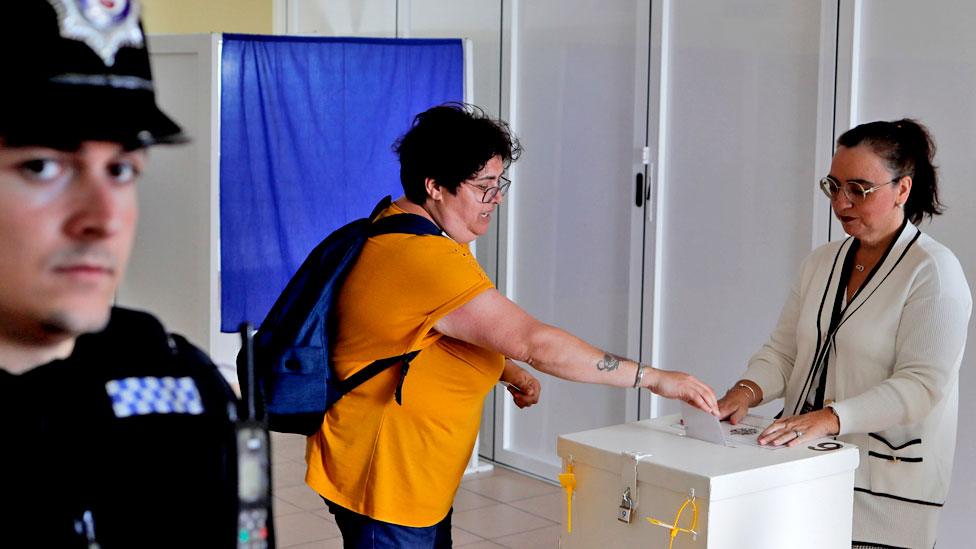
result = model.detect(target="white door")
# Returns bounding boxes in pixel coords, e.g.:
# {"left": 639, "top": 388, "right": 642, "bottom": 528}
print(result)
{"left": 493, "top": 0, "right": 651, "bottom": 480}
{"left": 486, "top": 0, "right": 834, "bottom": 479}
{"left": 647, "top": 0, "right": 832, "bottom": 419}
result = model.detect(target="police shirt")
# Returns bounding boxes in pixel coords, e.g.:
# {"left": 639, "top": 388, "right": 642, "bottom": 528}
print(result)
{"left": 0, "top": 307, "right": 239, "bottom": 548}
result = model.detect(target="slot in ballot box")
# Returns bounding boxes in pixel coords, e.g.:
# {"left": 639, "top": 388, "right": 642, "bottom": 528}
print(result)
{"left": 556, "top": 415, "right": 859, "bottom": 549}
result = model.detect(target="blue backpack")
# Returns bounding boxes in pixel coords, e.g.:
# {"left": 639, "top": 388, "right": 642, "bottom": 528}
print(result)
{"left": 238, "top": 196, "right": 443, "bottom": 435}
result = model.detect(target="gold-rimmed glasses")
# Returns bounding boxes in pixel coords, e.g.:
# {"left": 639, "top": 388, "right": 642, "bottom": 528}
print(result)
{"left": 819, "top": 175, "right": 897, "bottom": 204}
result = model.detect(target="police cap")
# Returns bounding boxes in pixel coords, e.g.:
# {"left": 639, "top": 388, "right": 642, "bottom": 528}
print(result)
{"left": 0, "top": 0, "right": 185, "bottom": 149}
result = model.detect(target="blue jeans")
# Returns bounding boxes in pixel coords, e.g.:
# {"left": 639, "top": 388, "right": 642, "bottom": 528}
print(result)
{"left": 322, "top": 498, "right": 453, "bottom": 548}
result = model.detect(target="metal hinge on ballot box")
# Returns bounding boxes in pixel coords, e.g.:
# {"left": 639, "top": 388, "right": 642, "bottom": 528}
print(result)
{"left": 617, "top": 452, "right": 651, "bottom": 524}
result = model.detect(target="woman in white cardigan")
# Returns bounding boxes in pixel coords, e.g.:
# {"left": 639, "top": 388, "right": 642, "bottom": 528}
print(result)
{"left": 717, "top": 119, "right": 971, "bottom": 549}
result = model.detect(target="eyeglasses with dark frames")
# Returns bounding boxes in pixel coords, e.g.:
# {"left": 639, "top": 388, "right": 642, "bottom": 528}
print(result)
{"left": 819, "top": 175, "right": 898, "bottom": 204}
{"left": 463, "top": 175, "right": 511, "bottom": 203}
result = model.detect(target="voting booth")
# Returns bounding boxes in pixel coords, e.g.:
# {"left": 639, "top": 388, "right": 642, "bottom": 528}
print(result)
{"left": 556, "top": 415, "right": 859, "bottom": 548}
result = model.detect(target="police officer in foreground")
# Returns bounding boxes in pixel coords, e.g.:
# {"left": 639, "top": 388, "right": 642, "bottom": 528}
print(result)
{"left": 0, "top": 1, "right": 240, "bottom": 546}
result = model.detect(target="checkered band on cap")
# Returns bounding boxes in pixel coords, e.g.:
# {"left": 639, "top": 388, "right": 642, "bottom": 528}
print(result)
{"left": 105, "top": 376, "right": 204, "bottom": 418}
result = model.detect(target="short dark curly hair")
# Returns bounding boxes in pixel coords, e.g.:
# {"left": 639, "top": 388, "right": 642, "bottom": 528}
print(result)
{"left": 393, "top": 103, "right": 521, "bottom": 204}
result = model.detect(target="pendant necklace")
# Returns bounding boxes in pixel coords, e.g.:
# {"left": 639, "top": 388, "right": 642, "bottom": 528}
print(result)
{"left": 855, "top": 264, "right": 865, "bottom": 272}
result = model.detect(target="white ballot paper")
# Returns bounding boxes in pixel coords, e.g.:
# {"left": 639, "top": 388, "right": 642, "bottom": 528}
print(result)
{"left": 680, "top": 402, "right": 780, "bottom": 449}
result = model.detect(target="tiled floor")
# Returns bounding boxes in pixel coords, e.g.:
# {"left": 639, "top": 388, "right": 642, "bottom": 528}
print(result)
{"left": 271, "top": 433, "right": 563, "bottom": 548}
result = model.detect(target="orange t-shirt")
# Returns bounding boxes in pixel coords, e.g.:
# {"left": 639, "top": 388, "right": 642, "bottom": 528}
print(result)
{"left": 305, "top": 204, "right": 504, "bottom": 527}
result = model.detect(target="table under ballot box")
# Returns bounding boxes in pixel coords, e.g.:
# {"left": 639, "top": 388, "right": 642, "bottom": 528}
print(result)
{"left": 556, "top": 415, "right": 859, "bottom": 549}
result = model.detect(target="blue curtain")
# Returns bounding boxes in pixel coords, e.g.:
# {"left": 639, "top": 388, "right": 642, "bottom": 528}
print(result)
{"left": 219, "top": 34, "right": 463, "bottom": 331}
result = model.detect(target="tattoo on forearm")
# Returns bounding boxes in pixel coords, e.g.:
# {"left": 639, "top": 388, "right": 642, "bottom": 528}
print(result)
{"left": 596, "top": 353, "right": 621, "bottom": 372}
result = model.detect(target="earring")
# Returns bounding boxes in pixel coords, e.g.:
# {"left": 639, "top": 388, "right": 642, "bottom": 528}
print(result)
{"left": 896, "top": 202, "right": 904, "bottom": 209}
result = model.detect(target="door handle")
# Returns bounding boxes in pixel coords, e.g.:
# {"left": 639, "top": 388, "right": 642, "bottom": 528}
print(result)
{"left": 635, "top": 172, "right": 644, "bottom": 207}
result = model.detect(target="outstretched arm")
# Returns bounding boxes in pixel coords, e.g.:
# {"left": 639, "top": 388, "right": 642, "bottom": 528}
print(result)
{"left": 435, "top": 289, "right": 718, "bottom": 414}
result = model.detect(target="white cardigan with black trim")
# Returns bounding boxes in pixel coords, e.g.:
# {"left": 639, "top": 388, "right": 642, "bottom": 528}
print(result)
{"left": 744, "top": 221, "right": 971, "bottom": 513}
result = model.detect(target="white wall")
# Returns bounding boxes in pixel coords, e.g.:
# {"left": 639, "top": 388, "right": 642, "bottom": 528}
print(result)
{"left": 849, "top": 2, "right": 976, "bottom": 544}
{"left": 118, "top": 34, "right": 221, "bottom": 357}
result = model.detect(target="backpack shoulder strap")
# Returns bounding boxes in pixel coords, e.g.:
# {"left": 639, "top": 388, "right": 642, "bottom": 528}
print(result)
{"left": 337, "top": 350, "right": 421, "bottom": 404}
{"left": 328, "top": 198, "right": 441, "bottom": 406}
{"left": 368, "top": 195, "right": 394, "bottom": 219}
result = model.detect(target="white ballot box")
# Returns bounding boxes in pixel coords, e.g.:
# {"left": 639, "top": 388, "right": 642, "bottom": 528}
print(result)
{"left": 556, "top": 415, "right": 859, "bottom": 549}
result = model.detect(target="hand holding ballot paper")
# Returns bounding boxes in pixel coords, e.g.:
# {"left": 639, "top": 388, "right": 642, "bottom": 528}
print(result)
{"left": 681, "top": 402, "right": 780, "bottom": 449}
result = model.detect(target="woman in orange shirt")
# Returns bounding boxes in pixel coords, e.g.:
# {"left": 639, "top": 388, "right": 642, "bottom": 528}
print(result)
{"left": 306, "top": 104, "right": 719, "bottom": 548}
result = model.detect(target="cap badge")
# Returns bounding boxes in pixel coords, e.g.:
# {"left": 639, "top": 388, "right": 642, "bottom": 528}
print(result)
{"left": 47, "top": 0, "right": 144, "bottom": 67}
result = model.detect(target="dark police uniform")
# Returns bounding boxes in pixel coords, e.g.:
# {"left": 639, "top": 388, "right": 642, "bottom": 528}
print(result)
{"left": 1, "top": 308, "right": 239, "bottom": 548}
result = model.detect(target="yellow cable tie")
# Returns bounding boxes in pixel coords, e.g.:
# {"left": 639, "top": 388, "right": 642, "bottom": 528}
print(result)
{"left": 558, "top": 461, "right": 576, "bottom": 534}
{"left": 645, "top": 495, "right": 699, "bottom": 549}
